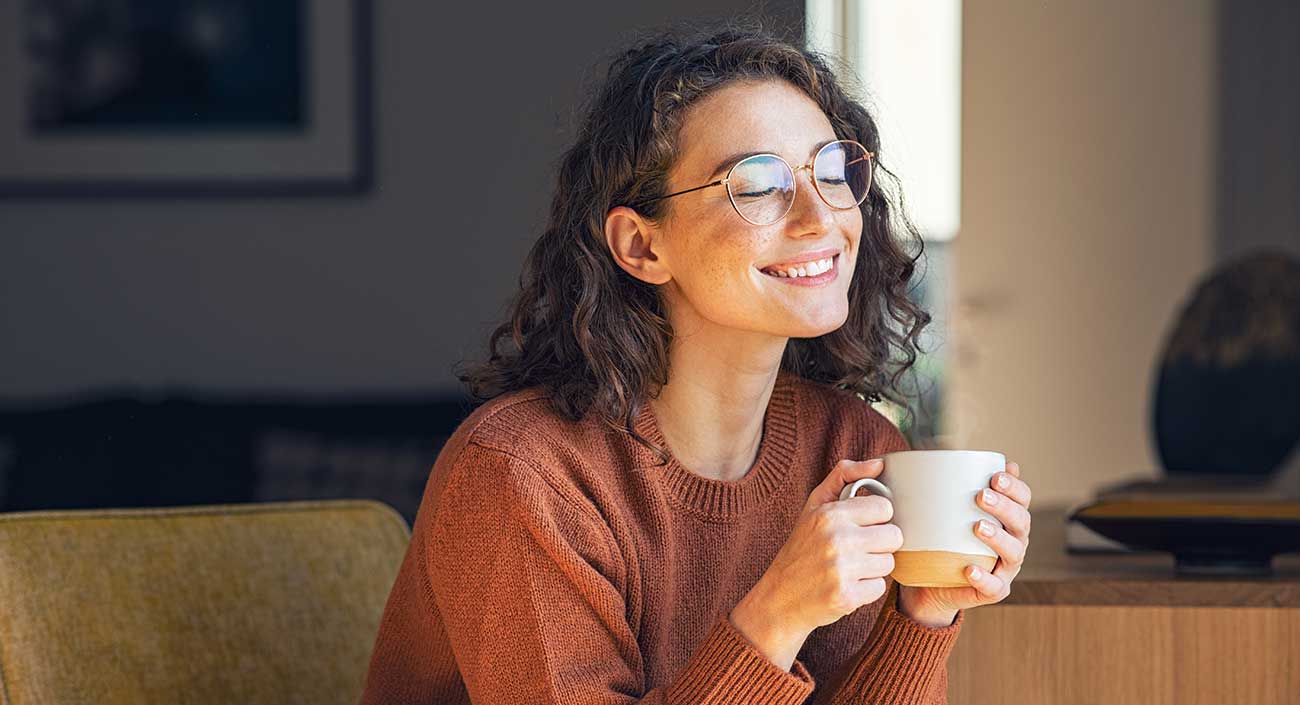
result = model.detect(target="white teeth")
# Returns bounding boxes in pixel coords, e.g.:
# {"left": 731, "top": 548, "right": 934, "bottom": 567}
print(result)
{"left": 764, "top": 256, "right": 834, "bottom": 278}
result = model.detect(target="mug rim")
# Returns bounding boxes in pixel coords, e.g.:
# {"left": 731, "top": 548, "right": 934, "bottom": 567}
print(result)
{"left": 882, "top": 449, "right": 1004, "bottom": 459}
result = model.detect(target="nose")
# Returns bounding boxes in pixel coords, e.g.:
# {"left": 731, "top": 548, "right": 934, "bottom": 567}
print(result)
{"left": 785, "top": 164, "right": 836, "bottom": 234}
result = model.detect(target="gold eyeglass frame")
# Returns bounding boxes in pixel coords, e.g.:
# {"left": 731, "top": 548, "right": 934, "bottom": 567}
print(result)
{"left": 627, "top": 139, "right": 875, "bottom": 226}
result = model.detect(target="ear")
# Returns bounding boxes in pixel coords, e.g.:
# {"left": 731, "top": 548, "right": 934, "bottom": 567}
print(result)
{"left": 604, "top": 206, "right": 672, "bottom": 285}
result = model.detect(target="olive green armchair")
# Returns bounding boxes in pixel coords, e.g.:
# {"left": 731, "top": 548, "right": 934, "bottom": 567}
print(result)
{"left": 0, "top": 499, "right": 410, "bottom": 705}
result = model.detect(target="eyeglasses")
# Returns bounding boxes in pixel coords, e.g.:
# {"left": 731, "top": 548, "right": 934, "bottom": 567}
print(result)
{"left": 627, "top": 139, "right": 874, "bottom": 226}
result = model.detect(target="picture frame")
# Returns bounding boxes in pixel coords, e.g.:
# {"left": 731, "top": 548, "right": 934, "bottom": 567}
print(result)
{"left": 0, "top": 0, "right": 372, "bottom": 197}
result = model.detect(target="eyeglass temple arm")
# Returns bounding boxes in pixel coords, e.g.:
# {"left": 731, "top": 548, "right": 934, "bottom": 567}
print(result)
{"left": 629, "top": 179, "right": 726, "bottom": 207}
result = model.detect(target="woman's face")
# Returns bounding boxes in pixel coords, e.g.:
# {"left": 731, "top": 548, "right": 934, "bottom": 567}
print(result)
{"left": 637, "top": 79, "right": 863, "bottom": 342}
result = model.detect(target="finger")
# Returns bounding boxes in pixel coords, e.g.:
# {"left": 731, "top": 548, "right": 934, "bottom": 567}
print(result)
{"left": 991, "top": 553, "right": 1023, "bottom": 586}
{"left": 1005, "top": 461, "right": 1022, "bottom": 479}
{"left": 838, "top": 458, "right": 884, "bottom": 485}
{"left": 849, "top": 576, "right": 889, "bottom": 606}
{"left": 845, "top": 548, "right": 896, "bottom": 580}
{"left": 855, "top": 521, "right": 904, "bottom": 553}
{"left": 808, "top": 458, "right": 884, "bottom": 509}
{"left": 965, "top": 563, "right": 1009, "bottom": 602}
{"left": 973, "top": 520, "right": 1027, "bottom": 569}
{"left": 977, "top": 488, "right": 1032, "bottom": 539}
{"left": 836, "top": 495, "right": 895, "bottom": 527}
{"left": 990, "top": 471, "right": 1032, "bottom": 509}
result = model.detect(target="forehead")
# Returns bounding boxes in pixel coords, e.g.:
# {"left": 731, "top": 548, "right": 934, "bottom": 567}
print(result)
{"left": 675, "top": 79, "right": 838, "bottom": 175}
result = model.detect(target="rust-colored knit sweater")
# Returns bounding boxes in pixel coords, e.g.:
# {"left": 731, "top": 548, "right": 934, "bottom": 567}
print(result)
{"left": 361, "top": 370, "right": 964, "bottom": 704}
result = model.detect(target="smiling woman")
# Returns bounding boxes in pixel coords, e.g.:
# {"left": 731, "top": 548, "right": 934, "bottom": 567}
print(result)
{"left": 460, "top": 39, "right": 930, "bottom": 462}
{"left": 361, "top": 20, "right": 969, "bottom": 705}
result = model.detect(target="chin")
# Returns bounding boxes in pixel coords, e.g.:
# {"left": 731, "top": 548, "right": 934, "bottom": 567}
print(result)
{"left": 784, "top": 312, "right": 849, "bottom": 339}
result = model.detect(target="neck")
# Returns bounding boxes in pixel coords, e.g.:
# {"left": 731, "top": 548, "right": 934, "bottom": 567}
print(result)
{"left": 649, "top": 315, "right": 789, "bottom": 482}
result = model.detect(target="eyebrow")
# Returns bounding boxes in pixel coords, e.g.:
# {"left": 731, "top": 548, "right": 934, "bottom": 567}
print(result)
{"left": 705, "top": 139, "right": 838, "bottom": 180}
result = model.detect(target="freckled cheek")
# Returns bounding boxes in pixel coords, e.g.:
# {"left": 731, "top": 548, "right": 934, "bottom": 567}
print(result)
{"left": 693, "top": 237, "right": 747, "bottom": 278}
{"left": 685, "top": 221, "right": 761, "bottom": 289}
{"left": 695, "top": 262, "right": 738, "bottom": 301}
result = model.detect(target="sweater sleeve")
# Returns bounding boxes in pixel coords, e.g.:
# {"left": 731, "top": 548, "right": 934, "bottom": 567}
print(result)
{"left": 426, "top": 441, "right": 817, "bottom": 705}
{"left": 812, "top": 580, "right": 963, "bottom": 705}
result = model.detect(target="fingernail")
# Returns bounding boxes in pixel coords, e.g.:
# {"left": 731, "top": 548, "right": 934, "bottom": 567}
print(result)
{"left": 995, "top": 474, "right": 1010, "bottom": 490}
{"left": 982, "top": 489, "right": 999, "bottom": 505}
{"left": 969, "top": 566, "right": 982, "bottom": 579}
{"left": 868, "top": 458, "right": 883, "bottom": 466}
{"left": 977, "top": 520, "right": 995, "bottom": 537}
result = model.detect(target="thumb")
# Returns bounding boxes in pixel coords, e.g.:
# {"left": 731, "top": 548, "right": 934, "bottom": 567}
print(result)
{"left": 804, "top": 458, "right": 884, "bottom": 511}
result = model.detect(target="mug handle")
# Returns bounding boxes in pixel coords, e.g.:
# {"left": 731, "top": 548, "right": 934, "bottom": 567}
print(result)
{"left": 839, "top": 477, "right": 893, "bottom": 501}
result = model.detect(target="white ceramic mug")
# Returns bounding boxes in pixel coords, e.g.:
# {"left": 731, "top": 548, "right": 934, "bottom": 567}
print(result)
{"left": 838, "top": 449, "right": 1005, "bottom": 587}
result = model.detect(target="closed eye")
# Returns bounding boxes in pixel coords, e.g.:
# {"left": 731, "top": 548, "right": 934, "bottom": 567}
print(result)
{"left": 735, "top": 186, "right": 783, "bottom": 198}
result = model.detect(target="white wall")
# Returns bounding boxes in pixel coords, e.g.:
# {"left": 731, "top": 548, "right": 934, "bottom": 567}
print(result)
{"left": 948, "top": 0, "right": 1217, "bottom": 507}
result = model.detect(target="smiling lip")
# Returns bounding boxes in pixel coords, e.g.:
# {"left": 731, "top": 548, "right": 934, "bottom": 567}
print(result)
{"left": 761, "top": 253, "right": 840, "bottom": 287}
{"left": 759, "top": 247, "right": 842, "bottom": 271}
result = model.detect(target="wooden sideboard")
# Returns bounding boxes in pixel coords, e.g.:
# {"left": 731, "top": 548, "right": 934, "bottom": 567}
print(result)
{"left": 946, "top": 505, "right": 1300, "bottom": 704}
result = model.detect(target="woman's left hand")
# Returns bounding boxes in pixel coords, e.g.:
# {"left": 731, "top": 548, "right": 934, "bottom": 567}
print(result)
{"left": 897, "top": 461, "right": 1033, "bottom": 626}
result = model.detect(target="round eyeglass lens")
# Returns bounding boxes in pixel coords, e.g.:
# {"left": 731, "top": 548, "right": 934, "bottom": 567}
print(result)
{"left": 726, "top": 154, "right": 796, "bottom": 225}
{"left": 814, "top": 140, "right": 873, "bottom": 209}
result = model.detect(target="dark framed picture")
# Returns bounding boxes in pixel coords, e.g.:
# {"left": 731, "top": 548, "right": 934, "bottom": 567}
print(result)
{"left": 0, "top": 0, "right": 371, "bottom": 197}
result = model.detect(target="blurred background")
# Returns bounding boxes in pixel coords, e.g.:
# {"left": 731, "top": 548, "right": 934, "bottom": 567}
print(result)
{"left": 1, "top": 0, "right": 1296, "bottom": 523}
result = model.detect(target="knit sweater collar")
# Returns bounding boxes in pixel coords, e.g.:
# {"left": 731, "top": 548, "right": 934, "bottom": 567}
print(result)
{"left": 632, "top": 369, "right": 800, "bottom": 520}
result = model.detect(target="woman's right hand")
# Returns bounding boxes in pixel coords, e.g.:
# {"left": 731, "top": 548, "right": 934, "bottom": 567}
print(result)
{"left": 729, "top": 458, "right": 902, "bottom": 668}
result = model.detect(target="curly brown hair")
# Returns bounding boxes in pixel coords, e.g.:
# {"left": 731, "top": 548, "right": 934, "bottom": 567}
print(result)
{"left": 456, "top": 19, "right": 932, "bottom": 464}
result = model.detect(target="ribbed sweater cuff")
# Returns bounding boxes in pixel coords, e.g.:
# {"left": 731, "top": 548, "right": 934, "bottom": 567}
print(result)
{"left": 664, "top": 614, "right": 816, "bottom": 705}
{"left": 829, "top": 599, "right": 964, "bottom": 705}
